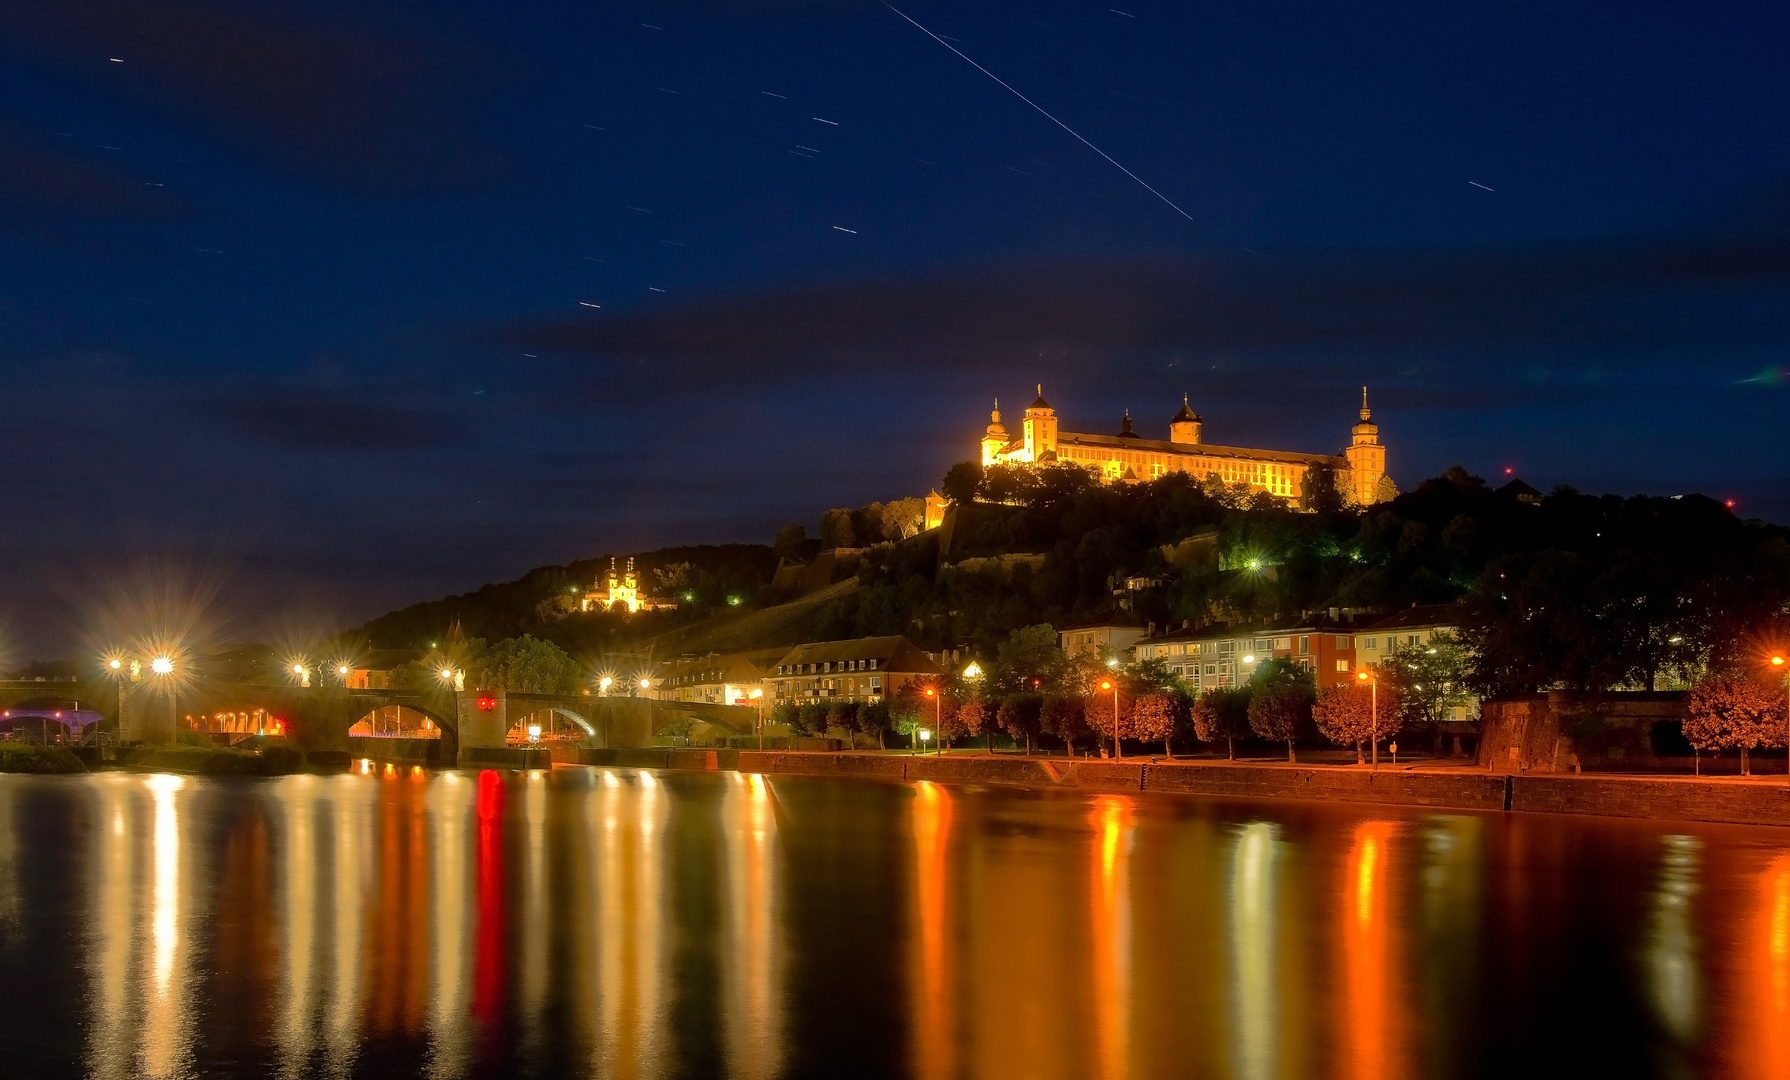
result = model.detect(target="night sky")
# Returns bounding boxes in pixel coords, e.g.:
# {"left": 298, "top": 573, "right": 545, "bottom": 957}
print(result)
{"left": 3, "top": 0, "right": 1788, "bottom": 660}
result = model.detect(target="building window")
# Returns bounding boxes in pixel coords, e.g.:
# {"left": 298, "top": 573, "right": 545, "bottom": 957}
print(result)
{"left": 1335, "top": 636, "right": 1350, "bottom": 648}
{"left": 1363, "top": 637, "right": 1378, "bottom": 651}
{"left": 1272, "top": 637, "right": 1289, "bottom": 650}
{"left": 1299, "top": 636, "right": 1309, "bottom": 654}
{"left": 1335, "top": 659, "right": 1349, "bottom": 672}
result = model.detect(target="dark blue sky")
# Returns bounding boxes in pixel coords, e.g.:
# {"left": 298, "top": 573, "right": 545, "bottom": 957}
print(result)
{"left": 3, "top": 0, "right": 1787, "bottom": 659}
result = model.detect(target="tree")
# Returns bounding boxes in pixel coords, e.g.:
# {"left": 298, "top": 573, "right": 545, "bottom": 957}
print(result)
{"left": 769, "top": 701, "right": 800, "bottom": 737}
{"left": 1085, "top": 685, "right": 1133, "bottom": 755}
{"left": 1042, "top": 694, "right": 1090, "bottom": 757}
{"left": 1129, "top": 693, "right": 1176, "bottom": 757}
{"left": 859, "top": 700, "right": 892, "bottom": 750}
{"left": 826, "top": 700, "right": 861, "bottom": 748}
{"left": 1311, "top": 683, "right": 1387, "bottom": 764}
{"left": 879, "top": 498, "right": 926, "bottom": 541}
{"left": 1191, "top": 687, "right": 1251, "bottom": 759}
{"left": 1684, "top": 674, "right": 1785, "bottom": 776}
{"left": 468, "top": 635, "right": 578, "bottom": 694}
{"left": 956, "top": 699, "right": 991, "bottom": 752}
{"left": 820, "top": 508, "right": 857, "bottom": 549}
{"left": 889, "top": 694, "right": 926, "bottom": 750}
{"left": 1248, "top": 658, "right": 1315, "bottom": 762}
{"left": 988, "top": 624, "right": 1069, "bottom": 698}
{"left": 942, "top": 461, "right": 983, "bottom": 505}
{"left": 773, "top": 523, "right": 810, "bottom": 562}
{"left": 996, "top": 693, "right": 1044, "bottom": 754}
{"left": 796, "top": 701, "right": 830, "bottom": 738}
{"left": 1379, "top": 632, "right": 1471, "bottom": 735}
{"left": 1300, "top": 462, "right": 1345, "bottom": 515}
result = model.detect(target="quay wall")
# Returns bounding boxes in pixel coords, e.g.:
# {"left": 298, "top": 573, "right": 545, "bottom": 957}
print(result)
{"left": 613, "top": 751, "right": 1790, "bottom": 828}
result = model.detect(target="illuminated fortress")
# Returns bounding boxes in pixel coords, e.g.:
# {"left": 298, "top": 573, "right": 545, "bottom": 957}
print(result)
{"left": 979, "top": 387, "right": 1392, "bottom": 506}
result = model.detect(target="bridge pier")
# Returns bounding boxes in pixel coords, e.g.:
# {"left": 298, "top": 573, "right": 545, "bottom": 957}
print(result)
{"left": 119, "top": 681, "right": 176, "bottom": 745}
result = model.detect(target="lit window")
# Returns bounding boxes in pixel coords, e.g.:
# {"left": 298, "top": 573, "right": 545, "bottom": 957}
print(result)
{"left": 1336, "top": 659, "right": 1349, "bottom": 672}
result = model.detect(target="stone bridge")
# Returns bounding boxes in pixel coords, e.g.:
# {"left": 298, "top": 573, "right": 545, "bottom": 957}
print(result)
{"left": 125, "top": 681, "right": 759, "bottom": 766}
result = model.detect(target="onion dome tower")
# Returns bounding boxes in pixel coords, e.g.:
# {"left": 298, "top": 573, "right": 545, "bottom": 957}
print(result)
{"left": 1168, "top": 395, "right": 1203, "bottom": 444}
{"left": 1344, "top": 387, "right": 1387, "bottom": 505}
{"left": 980, "top": 399, "right": 1009, "bottom": 465}
{"left": 1022, "top": 384, "right": 1058, "bottom": 463}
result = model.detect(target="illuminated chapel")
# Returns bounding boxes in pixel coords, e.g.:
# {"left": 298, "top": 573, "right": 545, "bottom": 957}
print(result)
{"left": 978, "top": 386, "right": 1393, "bottom": 506}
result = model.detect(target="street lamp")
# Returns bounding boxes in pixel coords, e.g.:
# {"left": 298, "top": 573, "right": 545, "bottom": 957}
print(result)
{"left": 924, "top": 685, "right": 942, "bottom": 754}
{"left": 1772, "top": 654, "right": 1787, "bottom": 781}
{"left": 598, "top": 676, "right": 613, "bottom": 695}
{"left": 1357, "top": 669, "right": 1380, "bottom": 769}
{"left": 1099, "top": 677, "right": 1121, "bottom": 759}
{"left": 150, "top": 656, "right": 174, "bottom": 676}
{"left": 749, "top": 687, "right": 765, "bottom": 750}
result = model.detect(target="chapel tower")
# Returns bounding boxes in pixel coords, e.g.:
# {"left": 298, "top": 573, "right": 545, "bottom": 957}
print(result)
{"left": 1344, "top": 387, "right": 1387, "bottom": 506}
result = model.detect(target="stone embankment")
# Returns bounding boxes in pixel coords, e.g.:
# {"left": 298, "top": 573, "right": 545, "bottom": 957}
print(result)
{"left": 559, "top": 748, "right": 1790, "bottom": 828}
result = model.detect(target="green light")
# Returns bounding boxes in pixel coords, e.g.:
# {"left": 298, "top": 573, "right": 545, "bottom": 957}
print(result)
{"left": 727, "top": 596, "right": 742, "bottom": 606}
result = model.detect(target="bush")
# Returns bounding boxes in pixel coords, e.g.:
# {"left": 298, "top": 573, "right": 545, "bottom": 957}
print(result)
{"left": 0, "top": 743, "right": 86, "bottom": 774}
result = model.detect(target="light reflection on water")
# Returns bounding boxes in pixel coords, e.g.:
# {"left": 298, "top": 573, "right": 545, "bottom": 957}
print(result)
{"left": 0, "top": 770, "right": 1783, "bottom": 1078}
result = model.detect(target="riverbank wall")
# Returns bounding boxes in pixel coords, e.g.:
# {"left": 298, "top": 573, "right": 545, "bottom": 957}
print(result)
{"left": 562, "top": 749, "right": 1790, "bottom": 828}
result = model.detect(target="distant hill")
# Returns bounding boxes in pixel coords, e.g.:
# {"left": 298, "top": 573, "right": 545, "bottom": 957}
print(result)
{"left": 348, "top": 544, "right": 778, "bottom": 655}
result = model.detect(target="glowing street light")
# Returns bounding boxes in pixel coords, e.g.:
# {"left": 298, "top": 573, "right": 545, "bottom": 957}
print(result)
{"left": 749, "top": 687, "right": 765, "bottom": 750}
{"left": 598, "top": 676, "right": 613, "bottom": 695}
{"left": 1772, "top": 654, "right": 1788, "bottom": 782}
{"left": 924, "top": 685, "right": 942, "bottom": 754}
{"left": 1357, "top": 668, "right": 1380, "bottom": 769}
{"left": 1100, "top": 677, "right": 1122, "bottom": 759}
{"left": 150, "top": 656, "right": 174, "bottom": 676}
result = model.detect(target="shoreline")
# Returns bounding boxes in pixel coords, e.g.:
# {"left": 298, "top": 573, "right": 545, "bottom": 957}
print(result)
{"left": 556, "top": 747, "right": 1790, "bottom": 830}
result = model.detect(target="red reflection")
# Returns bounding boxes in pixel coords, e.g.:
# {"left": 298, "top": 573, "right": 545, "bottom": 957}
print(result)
{"left": 1747, "top": 852, "right": 1790, "bottom": 1075}
{"left": 474, "top": 770, "right": 507, "bottom": 1025}
{"left": 1339, "top": 821, "right": 1405, "bottom": 1080}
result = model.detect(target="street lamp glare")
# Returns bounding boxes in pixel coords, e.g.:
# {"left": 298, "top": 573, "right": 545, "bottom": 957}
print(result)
{"left": 1774, "top": 655, "right": 1787, "bottom": 666}
{"left": 1242, "top": 654, "right": 1256, "bottom": 664}
{"left": 150, "top": 656, "right": 174, "bottom": 675}
{"left": 108, "top": 659, "right": 122, "bottom": 670}
{"left": 293, "top": 663, "right": 306, "bottom": 675}
{"left": 1100, "top": 680, "right": 1112, "bottom": 691}
{"left": 338, "top": 665, "right": 349, "bottom": 675}
{"left": 439, "top": 668, "right": 454, "bottom": 681}
{"left": 639, "top": 677, "right": 651, "bottom": 688}
{"left": 1105, "top": 658, "right": 1119, "bottom": 669}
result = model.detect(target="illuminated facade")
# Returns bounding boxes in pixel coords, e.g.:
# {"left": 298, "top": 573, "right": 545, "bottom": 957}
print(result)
{"left": 581, "top": 557, "right": 671, "bottom": 614}
{"left": 979, "top": 386, "right": 1393, "bottom": 507}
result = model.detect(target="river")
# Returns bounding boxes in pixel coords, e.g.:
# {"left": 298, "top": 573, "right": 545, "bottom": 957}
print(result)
{"left": 0, "top": 768, "right": 1785, "bottom": 1078}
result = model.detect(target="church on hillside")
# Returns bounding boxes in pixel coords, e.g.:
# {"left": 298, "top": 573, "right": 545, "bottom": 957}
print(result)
{"left": 978, "top": 387, "right": 1393, "bottom": 507}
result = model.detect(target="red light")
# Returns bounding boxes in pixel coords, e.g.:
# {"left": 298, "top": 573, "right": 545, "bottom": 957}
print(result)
{"left": 477, "top": 695, "right": 497, "bottom": 711}
{"left": 1504, "top": 467, "right": 1513, "bottom": 475}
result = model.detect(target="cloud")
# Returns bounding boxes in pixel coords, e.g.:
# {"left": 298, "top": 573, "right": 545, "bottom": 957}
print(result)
{"left": 0, "top": 0, "right": 511, "bottom": 191}
{"left": 190, "top": 386, "right": 465, "bottom": 452}
{"left": 502, "top": 220, "right": 1790, "bottom": 380}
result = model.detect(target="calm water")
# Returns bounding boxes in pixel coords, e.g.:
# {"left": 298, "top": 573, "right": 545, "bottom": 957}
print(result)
{"left": 1, "top": 768, "right": 1787, "bottom": 1079}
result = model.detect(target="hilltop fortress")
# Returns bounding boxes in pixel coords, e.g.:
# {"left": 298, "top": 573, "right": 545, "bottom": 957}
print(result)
{"left": 978, "top": 387, "right": 1393, "bottom": 507}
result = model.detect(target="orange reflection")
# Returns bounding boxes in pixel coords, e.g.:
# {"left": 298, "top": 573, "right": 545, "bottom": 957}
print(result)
{"left": 722, "top": 772, "right": 784, "bottom": 1080}
{"left": 910, "top": 780, "right": 955, "bottom": 1080}
{"left": 1339, "top": 820, "right": 1405, "bottom": 1080}
{"left": 1746, "top": 851, "right": 1790, "bottom": 1076}
{"left": 1090, "top": 796, "right": 1134, "bottom": 1080}
{"left": 583, "top": 770, "right": 669, "bottom": 1079}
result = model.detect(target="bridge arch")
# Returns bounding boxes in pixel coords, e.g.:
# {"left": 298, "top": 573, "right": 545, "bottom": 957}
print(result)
{"left": 505, "top": 705, "right": 596, "bottom": 744}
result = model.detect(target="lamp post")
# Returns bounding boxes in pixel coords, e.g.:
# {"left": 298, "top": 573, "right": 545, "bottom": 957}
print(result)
{"left": 1357, "top": 669, "right": 1379, "bottom": 769}
{"left": 1099, "top": 677, "right": 1122, "bottom": 760}
{"left": 1773, "top": 654, "right": 1787, "bottom": 781}
{"left": 750, "top": 687, "right": 765, "bottom": 750}
{"left": 924, "top": 686, "right": 942, "bottom": 754}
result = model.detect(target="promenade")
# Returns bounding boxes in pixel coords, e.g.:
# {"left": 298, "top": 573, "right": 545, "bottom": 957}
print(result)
{"left": 555, "top": 747, "right": 1790, "bottom": 830}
